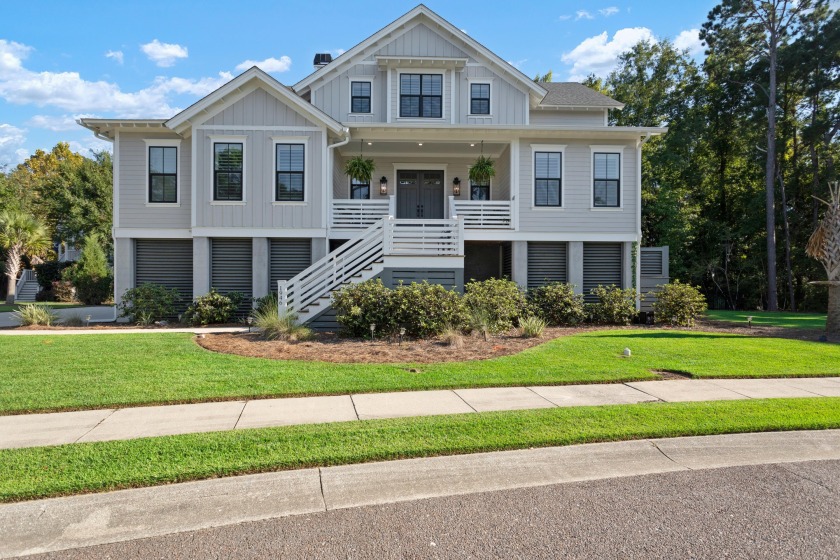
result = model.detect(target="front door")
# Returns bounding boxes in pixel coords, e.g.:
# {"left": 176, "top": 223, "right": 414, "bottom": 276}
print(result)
{"left": 396, "top": 170, "right": 444, "bottom": 219}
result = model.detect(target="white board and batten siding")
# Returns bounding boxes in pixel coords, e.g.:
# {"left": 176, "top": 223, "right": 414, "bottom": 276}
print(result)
{"left": 118, "top": 132, "right": 191, "bottom": 230}
{"left": 530, "top": 110, "right": 607, "bottom": 127}
{"left": 194, "top": 89, "right": 327, "bottom": 230}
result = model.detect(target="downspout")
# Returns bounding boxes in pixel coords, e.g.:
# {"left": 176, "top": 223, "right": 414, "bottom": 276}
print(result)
{"left": 636, "top": 132, "right": 653, "bottom": 310}
{"left": 326, "top": 128, "right": 351, "bottom": 238}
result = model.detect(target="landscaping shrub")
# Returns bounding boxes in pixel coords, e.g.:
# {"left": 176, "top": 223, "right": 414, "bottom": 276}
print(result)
{"left": 72, "top": 275, "right": 113, "bottom": 306}
{"left": 468, "top": 306, "right": 492, "bottom": 341}
{"left": 253, "top": 305, "right": 311, "bottom": 341}
{"left": 587, "top": 285, "right": 637, "bottom": 325}
{"left": 183, "top": 289, "right": 244, "bottom": 326}
{"left": 332, "top": 279, "right": 395, "bottom": 337}
{"left": 13, "top": 304, "right": 58, "bottom": 326}
{"left": 252, "top": 293, "right": 279, "bottom": 316}
{"left": 34, "top": 260, "right": 75, "bottom": 291}
{"left": 463, "top": 278, "right": 526, "bottom": 333}
{"left": 653, "top": 280, "right": 708, "bottom": 327}
{"left": 518, "top": 316, "right": 546, "bottom": 338}
{"left": 440, "top": 325, "right": 465, "bottom": 348}
{"left": 119, "top": 283, "right": 182, "bottom": 325}
{"left": 61, "top": 313, "right": 86, "bottom": 327}
{"left": 63, "top": 234, "right": 112, "bottom": 305}
{"left": 51, "top": 280, "right": 76, "bottom": 302}
{"left": 35, "top": 289, "right": 57, "bottom": 302}
{"left": 527, "top": 282, "right": 586, "bottom": 326}
{"left": 390, "top": 281, "right": 468, "bottom": 338}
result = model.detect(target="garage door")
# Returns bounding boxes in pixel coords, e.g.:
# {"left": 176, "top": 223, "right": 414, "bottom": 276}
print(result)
{"left": 583, "top": 242, "right": 623, "bottom": 302}
{"left": 527, "top": 242, "right": 568, "bottom": 289}
{"left": 210, "top": 238, "right": 252, "bottom": 314}
{"left": 134, "top": 239, "right": 193, "bottom": 310}
{"left": 269, "top": 238, "right": 311, "bottom": 293}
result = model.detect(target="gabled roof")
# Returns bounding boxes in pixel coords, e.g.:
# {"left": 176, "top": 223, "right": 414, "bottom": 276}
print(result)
{"left": 293, "top": 4, "right": 547, "bottom": 101}
{"left": 166, "top": 67, "right": 346, "bottom": 135}
{"left": 538, "top": 83, "right": 624, "bottom": 109}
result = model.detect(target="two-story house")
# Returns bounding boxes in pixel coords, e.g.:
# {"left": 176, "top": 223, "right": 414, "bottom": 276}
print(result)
{"left": 80, "top": 4, "right": 665, "bottom": 326}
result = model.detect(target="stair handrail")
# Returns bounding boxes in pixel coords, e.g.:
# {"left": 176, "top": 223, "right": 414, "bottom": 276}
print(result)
{"left": 15, "top": 269, "right": 36, "bottom": 300}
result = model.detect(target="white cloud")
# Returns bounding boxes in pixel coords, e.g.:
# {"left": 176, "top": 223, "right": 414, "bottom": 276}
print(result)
{"left": 0, "top": 40, "right": 233, "bottom": 118}
{"left": 105, "top": 50, "right": 123, "bottom": 64}
{"left": 26, "top": 113, "right": 100, "bottom": 131}
{"left": 234, "top": 56, "right": 291, "bottom": 73}
{"left": 674, "top": 28, "right": 704, "bottom": 56}
{"left": 140, "top": 39, "right": 188, "bottom": 67}
{"left": 562, "top": 27, "right": 655, "bottom": 81}
{"left": 68, "top": 137, "right": 112, "bottom": 156}
{"left": 0, "top": 123, "right": 27, "bottom": 166}
{"left": 558, "top": 14, "right": 572, "bottom": 21}
{"left": 599, "top": 7, "right": 620, "bottom": 17}
{"left": 576, "top": 10, "right": 594, "bottom": 20}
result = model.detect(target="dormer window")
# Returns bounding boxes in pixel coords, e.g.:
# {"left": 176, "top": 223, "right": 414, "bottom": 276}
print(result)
{"left": 350, "top": 81, "right": 371, "bottom": 114}
{"left": 470, "top": 83, "right": 490, "bottom": 115}
{"left": 400, "top": 74, "right": 442, "bottom": 118}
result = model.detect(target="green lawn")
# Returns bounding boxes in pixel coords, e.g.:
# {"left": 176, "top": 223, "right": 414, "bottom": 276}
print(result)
{"left": 705, "top": 309, "right": 827, "bottom": 330}
{"left": 0, "top": 302, "right": 88, "bottom": 313}
{"left": 2, "top": 397, "right": 838, "bottom": 503}
{"left": 1, "top": 330, "right": 838, "bottom": 415}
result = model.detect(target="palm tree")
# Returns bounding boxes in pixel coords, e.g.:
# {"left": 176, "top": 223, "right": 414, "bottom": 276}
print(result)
{"left": 806, "top": 181, "right": 840, "bottom": 336}
{"left": 0, "top": 209, "right": 51, "bottom": 304}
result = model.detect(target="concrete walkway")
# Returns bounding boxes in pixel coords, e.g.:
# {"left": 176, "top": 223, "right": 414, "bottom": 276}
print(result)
{"left": 2, "top": 429, "right": 838, "bottom": 558}
{"left": 3, "top": 377, "right": 839, "bottom": 450}
{"left": 0, "top": 326, "right": 248, "bottom": 336}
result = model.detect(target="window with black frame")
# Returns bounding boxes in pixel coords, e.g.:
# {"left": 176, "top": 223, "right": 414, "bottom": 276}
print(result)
{"left": 470, "top": 182, "right": 490, "bottom": 200}
{"left": 593, "top": 152, "right": 620, "bottom": 207}
{"left": 400, "top": 74, "right": 442, "bottom": 118}
{"left": 350, "top": 178, "right": 370, "bottom": 199}
{"left": 213, "top": 143, "right": 243, "bottom": 201}
{"left": 534, "top": 151, "right": 562, "bottom": 206}
{"left": 350, "top": 81, "right": 371, "bottom": 113}
{"left": 275, "top": 144, "right": 305, "bottom": 202}
{"left": 470, "top": 83, "right": 490, "bottom": 115}
{"left": 148, "top": 146, "right": 177, "bottom": 203}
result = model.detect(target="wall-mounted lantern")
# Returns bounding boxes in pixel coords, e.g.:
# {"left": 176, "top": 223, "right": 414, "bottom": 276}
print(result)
{"left": 379, "top": 176, "right": 388, "bottom": 196}
{"left": 452, "top": 177, "right": 461, "bottom": 197}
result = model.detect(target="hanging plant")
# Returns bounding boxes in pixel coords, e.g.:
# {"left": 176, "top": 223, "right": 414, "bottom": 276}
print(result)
{"left": 344, "top": 140, "right": 375, "bottom": 183}
{"left": 469, "top": 155, "right": 495, "bottom": 184}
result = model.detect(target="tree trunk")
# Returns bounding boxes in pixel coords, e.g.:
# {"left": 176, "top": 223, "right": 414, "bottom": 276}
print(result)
{"left": 4, "top": 272, "right": 16, "bottom": 305}
{"left": 828, "top": 284, "right": 840, "bottom": 338}
{"left": 765, "top": 35, "right": 779, "bottom": 311}
{"left": 777, "top": 169, "right": 796, "bottom": 311}
{"left": 3, "top": 247, "right": 21, "bottom": 305}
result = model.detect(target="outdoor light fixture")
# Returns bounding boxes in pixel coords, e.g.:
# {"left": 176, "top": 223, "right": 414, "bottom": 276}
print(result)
{"left": 747, "top": 316, "right": 753, "bottom": 329}
{"left": 399, "top": 326, "right": 406, "bottom": 346}
{"left": 452, "top": 177, "right": 461, "bottom": 197}
{"left": 247, "top": 316, "right": 253, "bottom": 333}
{"left": 85, "top": 314, "right": 92, "bottom": 327}
{"left": 370, "top": 323, "right": 376, "bottom": 340}
{"left": 379, "top": 176, "right": 388, "bottom": 196}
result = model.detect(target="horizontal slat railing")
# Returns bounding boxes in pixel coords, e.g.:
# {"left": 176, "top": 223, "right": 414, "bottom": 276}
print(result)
{"left": 330, "top": 199, "right": 392, "bottom": 229}
{"left": 449, "top": 197, "right": 513, "bottom": 229}
{"left": 15, "top": 269, "right": 35, "bottom": 299}
{"left": 386, "top": 218, "right": 463, "bottom": 256}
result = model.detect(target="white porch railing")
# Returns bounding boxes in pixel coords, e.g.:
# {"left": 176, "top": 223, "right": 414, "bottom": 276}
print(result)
{"left": 330, "top": 196, "right": 395, "bottom": 230}
{"left": 385, "top": 218, "right": 463, "bottom": 256}
{"left": 15, "top": 269, "right": 36, "bottom": 299}
{"left": 448, "top": 196, "right": 513, "bottom": 229}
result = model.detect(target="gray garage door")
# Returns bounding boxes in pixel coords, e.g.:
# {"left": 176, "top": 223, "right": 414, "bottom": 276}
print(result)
{"left": 270, "top": 238, "right": 312, "bottom": 293}
{"left": 134, "top": 239, "right": 193, "bottom": 310}
{"left": 583, "top": 242, "right": 623, "bottom": 302}
{"left": 527, "top": 242, "right": 568, "bottom": 289}
{"left": 210, "top": 238, "right": 252, "bottom": 314}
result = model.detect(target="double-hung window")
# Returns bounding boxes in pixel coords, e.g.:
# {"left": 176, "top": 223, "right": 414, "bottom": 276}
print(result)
{"left": 593, "top": 153, "right": 620, "bottom": 207}
{"left": 275, "top": 144, "right": 305, "bottom": 202}
{"left": 399, "top": 74, "right": 442, "bottom": 118}
{"left": 470, "top": 83, "right": 490, "bottom": 115}
{"left": 148, "top": 146, "right": 177, "bottom": 203}
{"left": 213, "top": 143, "right": 243, "bottom": 201}
{"left": 350, "top": 178, "right": 369, "bottom": 199}
{"left": 350, "top": 81, "right": 371, "bottom": 113}
{"left": 470, "top": 182, "right": 490, "bottom": 201}
{"left": 534, "top": 152, "right": 562, "bottom": 206}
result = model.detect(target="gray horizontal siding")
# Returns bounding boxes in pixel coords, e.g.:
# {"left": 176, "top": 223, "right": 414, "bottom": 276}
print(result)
{"left": 530, "top": 110, "right": 606, "bottom": 126}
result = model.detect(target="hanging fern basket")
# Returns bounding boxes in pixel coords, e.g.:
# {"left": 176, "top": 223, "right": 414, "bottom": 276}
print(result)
{"left": 344, "top": 155, "right": 376, "bottom": 183}
{"left": 469, "top": 155, "right": 495, "bottom": 184}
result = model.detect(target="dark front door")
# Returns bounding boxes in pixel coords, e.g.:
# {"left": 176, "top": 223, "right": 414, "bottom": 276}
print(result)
{"left": 397, "top": 170, "right": 444, "bottom": 219}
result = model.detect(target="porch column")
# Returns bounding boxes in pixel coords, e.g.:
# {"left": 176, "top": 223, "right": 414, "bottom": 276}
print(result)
{"left": 568, "top": 241, "right": 584, "bottom": 294}
{"left": 622, "top": 242, "right": 633, "bottom": 291}
{"left": 312, "top": 237, "right": 328, "bottom": 262}
{"left": 511, "top": 241, "right": 527, "bottom": 289}
{"left": 252, "top": 237, "right": 269, "bottom": 300}
{"left": 193, "top": 237, "right": 210, "bottom": 298}
{"left": 113, "top": 237, "right": 134, "bottom": 309}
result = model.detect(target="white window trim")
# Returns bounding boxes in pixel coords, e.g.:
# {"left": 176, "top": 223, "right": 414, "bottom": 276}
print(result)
{"left": 395, "top": 69, "right": 448, "bottom": 122}
{"left": 347, "top": 77, "right": 375, "bottom": 116}
{"left": 590, "top": 145, "right": 625, "bottom": 210}
{"left": 143, "top": 138, "right": 181, "bottom": 207}
{"left": 530, "top": 144, "right": 566, "bottom": 210}
{"left": 467, "top": 77, "right": 494, "bottom": 118}
{"left": 271, "top": 135, "right": 310, "bottom": 205}
{"left": 209, "top": 135, "right": 247, "bottom": 205}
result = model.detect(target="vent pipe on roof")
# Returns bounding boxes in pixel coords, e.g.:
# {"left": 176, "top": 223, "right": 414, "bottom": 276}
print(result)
{"left": 313, "top": 53, "right": 332, "bottom": 71}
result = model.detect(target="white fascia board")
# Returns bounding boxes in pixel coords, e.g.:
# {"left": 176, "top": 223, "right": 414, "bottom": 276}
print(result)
{"left": 463, "top": 231, "right": 638, "bottom": 242}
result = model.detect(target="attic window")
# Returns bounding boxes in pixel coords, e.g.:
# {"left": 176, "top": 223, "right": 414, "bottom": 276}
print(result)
{"left": 470, "top": 83, "right": 490, "bottom": 115}
{"left": 351, "top": 81, "right": 371, "bottom": 114}
{"left": 400, "top": 74, "right": 442, "bottom": 118}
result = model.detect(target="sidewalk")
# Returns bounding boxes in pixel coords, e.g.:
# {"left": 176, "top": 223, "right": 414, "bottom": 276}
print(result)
{"left": 0, "top": 326, "right": 248, "bottom": 336}
{"left": 0, "top": 305, "right": 116, "bottom": 328}
{"left": 3, "top": 377, "right": 839, "bottom": 450}
{"left": 2, "top": 429, "right": 838, "bottom": 558}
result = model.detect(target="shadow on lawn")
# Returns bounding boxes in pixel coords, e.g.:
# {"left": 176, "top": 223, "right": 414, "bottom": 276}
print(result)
{"left": 583, "top": 330, "right": 743, "bottom": 340}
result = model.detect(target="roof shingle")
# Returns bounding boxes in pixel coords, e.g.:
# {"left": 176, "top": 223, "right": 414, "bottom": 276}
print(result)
{"left": 538, "top": 82, "right": 624, "bottom": 108}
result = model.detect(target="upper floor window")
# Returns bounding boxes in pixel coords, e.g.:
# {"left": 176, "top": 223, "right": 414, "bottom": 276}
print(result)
{"left": 534, "top": 152, "right": 562, "bottom": 207}
{"left": 593, "top": 152, "right": 620, "bottom": 207}
{"left": 148, "top": 146, "right": 177, "bottom": 203}
{"left": 350, "top": 178, "right": 370, "bottom": 199}
{"left": 351, "top": 81, "right": 371, "bottom": 114}
{"left": 470, "top": 181, "right": 490, "bottom": 201}
{"left": 400, "top": 74, "right": 442, "bottom": 118}
{"left": 275, "top": 144, "right": 305, "bottom": 202}
{"left": 213, "top": 142, "right": 243, "bottom": 201}
{"left": 470, "top": 83, "right": 490, "bottom": 115}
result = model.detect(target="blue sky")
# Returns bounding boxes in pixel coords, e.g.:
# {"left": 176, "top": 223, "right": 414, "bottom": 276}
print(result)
{"left": 0, "top": 1, "right": 718, "bottom": 166}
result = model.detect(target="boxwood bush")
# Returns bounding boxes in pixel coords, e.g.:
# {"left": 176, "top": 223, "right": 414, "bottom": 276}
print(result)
{"left": 390, "top": 281, "right": 468, "bottom": 338}
{"left": 183, "top": 289, "right": 244, "bottom": 326}
{"left": 331, "top": 279, "right": 394, "bottom": 337}
{"left": 463, "top": 278, "right": 526, "bottom": 333}
{"left": 527, "top": 282, "right": 586, "bottom": 326}
{"left": 587, "top": 285, "right": 637, "bottom": 325}
{"left": 653, "top": 280, "right": 708, "bottom": 327}
{"left": 119, "top": 283, "right": 182, "bottom": 325}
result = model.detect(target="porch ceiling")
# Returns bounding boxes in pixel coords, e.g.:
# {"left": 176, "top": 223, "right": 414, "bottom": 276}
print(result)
{"left": 337, "top": 140, "right": 508, "bottom": 159}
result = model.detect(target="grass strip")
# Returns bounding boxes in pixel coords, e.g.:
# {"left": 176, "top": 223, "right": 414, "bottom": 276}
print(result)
{"left": 705, "top": 310, "right": 827, "bottom": 330}
{"left": 1, "top": 397, "right": 838, "bottom": 503}
{"left": 1, "top": 330, "right": 839, "bottom": 415}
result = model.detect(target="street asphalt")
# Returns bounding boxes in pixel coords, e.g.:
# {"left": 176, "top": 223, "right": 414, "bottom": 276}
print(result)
{"left": 25, "top": 459, "right": 839, "bottom": 559}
